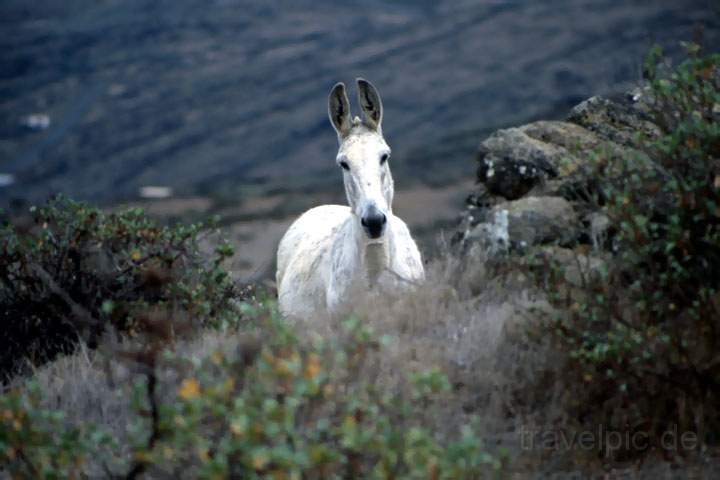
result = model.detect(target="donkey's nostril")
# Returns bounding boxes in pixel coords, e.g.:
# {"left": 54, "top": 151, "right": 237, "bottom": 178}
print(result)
{"left": 361, "top": 210, "right": 386, "bottom": 239}
{"left": 362, "top": 214, "right": 386, "bottom": 226}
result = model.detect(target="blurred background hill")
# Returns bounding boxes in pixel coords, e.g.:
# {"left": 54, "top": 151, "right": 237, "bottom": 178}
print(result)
{"left": 2, "top": 0, "right": 718, "bottom": 278}
{"left": 2, "top": 0, "right": 718, "bottom": 202}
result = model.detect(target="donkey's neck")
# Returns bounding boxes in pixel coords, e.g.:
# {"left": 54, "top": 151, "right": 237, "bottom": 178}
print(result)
{"left": 364, "top": 241, "right": 389, "bottom": 286}
{"left": 327, "top": 216, "right": 396, "bottom": 316}
{"left": 348, "top": 217, "right": 392, "bottom": 288}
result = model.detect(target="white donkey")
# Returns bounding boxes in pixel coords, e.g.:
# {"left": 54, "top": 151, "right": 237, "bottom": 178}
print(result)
{"left": 276, "top": 79, "right": 424, "bottom": 321}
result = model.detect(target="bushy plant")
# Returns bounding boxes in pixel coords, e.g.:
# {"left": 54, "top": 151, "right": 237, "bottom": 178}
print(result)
{"left": 530, "top": 44, "right": 720, "bottom": 460}
{"left": 0, "top": 195, "right": 241, "bottom": 380}
{"left": 126, "top": 302, "right": 503, "bottom": 479}
{"left": 0, "top": 381, "right": 116, "bottom": 479}
{"left": 2, "top": 300, "right": 505, "bottom": 479}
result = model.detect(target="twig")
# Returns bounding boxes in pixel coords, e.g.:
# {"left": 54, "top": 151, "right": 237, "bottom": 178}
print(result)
{"left": 15, "top": 445, "right": 41, "bottom": 478}
{"left": 126, "top": 364, "right": 161, "bottom": 480}
{"left": 29, "top": 263, "right": 101, "bottom": 329}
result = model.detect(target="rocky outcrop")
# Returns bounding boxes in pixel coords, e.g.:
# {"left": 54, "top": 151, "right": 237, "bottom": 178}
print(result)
{"left": 475, "top": 120, "right": 608, "bottom": 200}
{"left": 567, "top": 92, "right": 661, "bottom": 148}
{"left": 496, "top": 196, "right": 579, "bottom": 248}
{"left": 457, "top": 88, "right": 660, "bottom": 256}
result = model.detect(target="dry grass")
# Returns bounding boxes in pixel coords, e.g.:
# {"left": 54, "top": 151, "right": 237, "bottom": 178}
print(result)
{"left": 281, "top": 238, "right": 563, "bottom": 467}
{"left": 3, "top": 329, "right": 250, "bottom": 476}
{"left": 4, "top": 239, "right": 719, "bottom": 478}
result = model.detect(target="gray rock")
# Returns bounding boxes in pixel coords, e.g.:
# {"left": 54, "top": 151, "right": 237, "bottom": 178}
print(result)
{"left": 532, "top": 246, "right": 606, "bottom": 288}
{"left": 490, "top": 196, "right": 579, "bottom": 248}
{"left": 476, "top": 120, "right": 613, "bottom": 200}
{"left": 567, "top": 94, "right": 662, "bottom": 148}
{"left": 465, "top": 89, "right": 667, "bottom": 255}
{"left": 587, "top": 211, "right": 611, "bottom": 250}
{"left": 476, "top": 126, "right": 558, "bottom": 200}
{"left": 463, "top": 195, "right": 579, "bottom": 251}
{"left": 474, "top": 89, "right": 666, "bottom": 203}
{"left": 465, "top": 208, "right": 510, "bottom": 254}
{"left": 520, "top": 121, "right": 604, "bottom": 177}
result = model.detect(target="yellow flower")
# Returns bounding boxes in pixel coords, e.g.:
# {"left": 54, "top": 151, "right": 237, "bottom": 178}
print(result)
{"left": 163, "top": 446, "right": 175, "bottom": 460}
{"left": 222, "top": 377, "right": 235, "bottom": 394}
{"left": 131, "top": 249, "right": 142, "bottom": 261}
{"left": 251, "top": 451, "right": 269, "bottom": 470}
{"left": 304, "top": 353, "right": 322, "bottom": 379}
{"left": 197, "top": 447, "right": 210, "bottom": 461}
{"left": 343, "top": 415, "right": 357, "bottom": 428}
{"left": 178, "top": 378, "right": 201, "bottom": 399}
{"left": 174, "top": 415, "right": 186, "bottom": 427}
{"left": 134, "top": 451, "right": 153, "bottom": 463}
{"left": 275, "top": 359, "right": 293, "bottom": 376}
{"left": 230, "top": 418, "right": 246, "bottom": 437}
{"left": 211, "top": 351, "right": 224, "bottom": 365}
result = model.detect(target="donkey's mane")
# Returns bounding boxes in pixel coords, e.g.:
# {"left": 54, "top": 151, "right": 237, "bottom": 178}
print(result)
{"left": 350, "top": 115, "right": 375, "bottom": 132}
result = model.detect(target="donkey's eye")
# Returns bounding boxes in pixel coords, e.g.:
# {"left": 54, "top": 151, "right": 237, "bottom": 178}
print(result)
{"left": 339, "top": 161, "right": 350, "bottom": 171}
{"left": 380, "top": 153, "right": 389, "bottom": 165}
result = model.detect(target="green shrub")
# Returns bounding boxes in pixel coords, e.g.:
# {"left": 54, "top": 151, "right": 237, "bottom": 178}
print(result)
{"left": 127, "top": 302, "right": 504, "bottom": 479}
{"left": 2, "top": 300, "right": 505, "bottom": 479}
{"left": 530, "top": 44, "right": 720, "bottom": 460}
{"left": 0, "top": 195, "right": 241, "bottom": 380}
{"left": 0, "top": 381, "right": 116, "bottom": 478}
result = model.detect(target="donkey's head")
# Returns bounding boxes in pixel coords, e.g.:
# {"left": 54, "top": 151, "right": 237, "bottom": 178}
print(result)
{"left": 328, "top": 79, "right": 394, "bottom": 240}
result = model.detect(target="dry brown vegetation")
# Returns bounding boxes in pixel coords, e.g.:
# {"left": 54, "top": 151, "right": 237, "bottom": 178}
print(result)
{"left": 5, "top": 241, "right": 718, "bottom": 478}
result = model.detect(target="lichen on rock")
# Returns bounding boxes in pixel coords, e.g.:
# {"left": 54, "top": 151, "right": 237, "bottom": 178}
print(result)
{"left": 460, "top": 86, "right": 664, "bottom": 257}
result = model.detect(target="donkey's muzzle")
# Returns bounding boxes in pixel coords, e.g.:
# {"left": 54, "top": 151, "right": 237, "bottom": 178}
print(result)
{"left": 361, "top": 207, "right": 387, "bottom": 239}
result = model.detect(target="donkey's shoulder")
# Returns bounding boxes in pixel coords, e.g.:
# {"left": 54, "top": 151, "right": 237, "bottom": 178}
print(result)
{"left": 298, "top": 204, "right": 350, "bottom": 221}
{"left": 277, "top": 205, "right": 351, "bottom": 283}
{"left": 388, "top": 214, "right": 424, "bottom": 281}
{"left": 282, "top": 205, "right": 350, "bottom": 240}
{"left": 387, "top": 213, "right": 413, "bottom": 238}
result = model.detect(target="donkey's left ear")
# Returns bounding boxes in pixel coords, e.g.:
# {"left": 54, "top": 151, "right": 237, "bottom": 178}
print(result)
{"left": 356, "top": 78, "right": 383, "bottom": 132}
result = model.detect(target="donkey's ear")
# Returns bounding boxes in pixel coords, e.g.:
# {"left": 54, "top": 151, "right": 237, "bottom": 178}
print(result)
{"left": 328, "top": 82, "right": 352, "bottom": 138}
{"left": 356, "top": 78, "right": 383, "bottom": 132}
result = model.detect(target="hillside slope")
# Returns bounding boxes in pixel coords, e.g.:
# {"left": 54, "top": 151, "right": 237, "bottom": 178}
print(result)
{"left": 1, "top": 0, "right": 717, "bottom": 204}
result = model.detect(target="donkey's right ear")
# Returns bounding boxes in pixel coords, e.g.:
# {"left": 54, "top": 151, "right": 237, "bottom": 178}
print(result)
{"left": 328, "top": 82, "right": 352, "bottom": 139}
